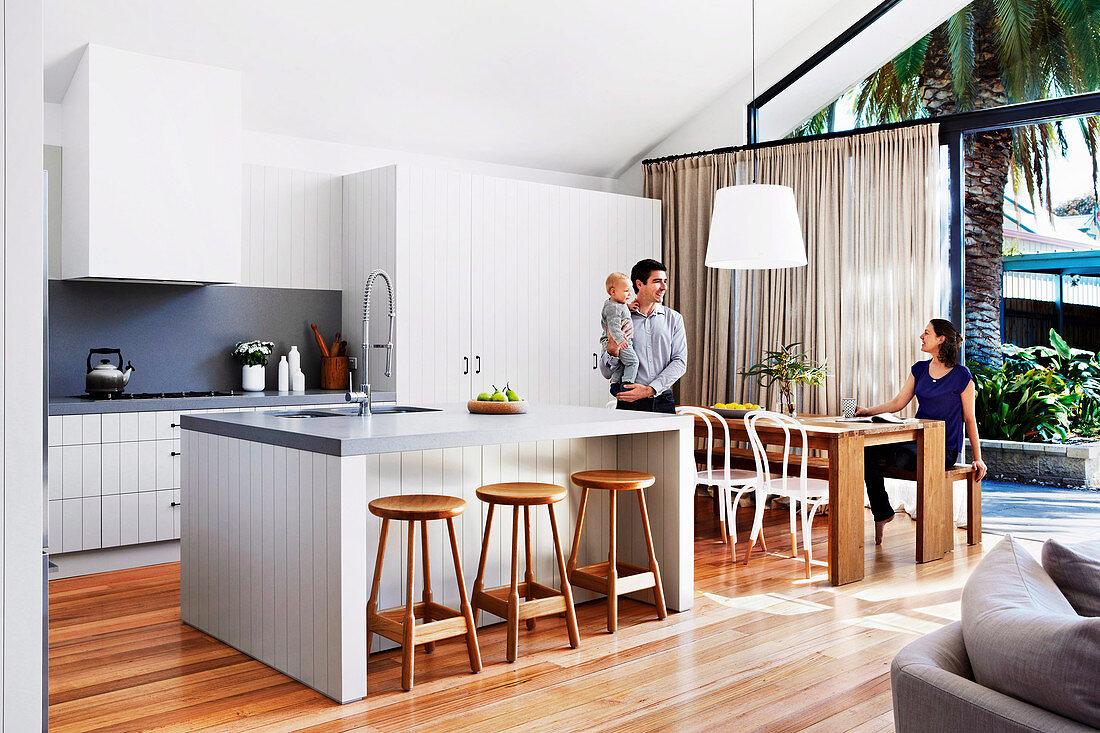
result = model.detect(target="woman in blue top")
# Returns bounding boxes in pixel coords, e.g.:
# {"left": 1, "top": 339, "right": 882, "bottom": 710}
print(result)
{"left": 855, "top": 319, "right": 987, "bottom": 545}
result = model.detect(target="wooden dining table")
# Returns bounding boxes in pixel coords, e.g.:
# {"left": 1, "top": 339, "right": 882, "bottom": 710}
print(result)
{"left": 691, "top": 410, "right": 953, "bottom": 586}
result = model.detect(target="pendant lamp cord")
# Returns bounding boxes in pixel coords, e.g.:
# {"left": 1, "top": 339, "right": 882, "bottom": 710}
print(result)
{"left": 750, "top": 0, "right": 758, "bottom": 184}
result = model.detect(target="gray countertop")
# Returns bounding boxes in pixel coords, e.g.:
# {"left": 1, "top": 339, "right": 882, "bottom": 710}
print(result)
{"left": 180, "top": 403, "right": 691, "bottom": 456}
{"left": 48, "top": 389, "right": 396, "bottom": 416}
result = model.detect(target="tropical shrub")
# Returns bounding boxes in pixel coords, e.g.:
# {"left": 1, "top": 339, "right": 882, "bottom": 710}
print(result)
{"left": 1001, "top": 329, "right": 1100, "bottom": 436}
{"left": 971, "top": 365, "right": 1075, "bottom": 442}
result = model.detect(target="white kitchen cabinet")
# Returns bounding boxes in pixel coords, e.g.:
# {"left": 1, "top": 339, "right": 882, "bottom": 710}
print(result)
{"left": 101, "top": 442, "right": 121, "bottom": 495}
{"left": 61, "top": 415, "right": 82, "bottom": 445}
{"left": 138, "top": 491, "right": 158, "bottom": 545}
{"left": 101, "top": 494, "right": 121, "bottom": 548}
{"left": 82, "top": 497, "right": 102, "bottom": 550}
{"left": 48, "top": 500, "right": 62, "bottom": 554}
{"left": 47, "top": 447, "right": 62, "bottom": 500}
{"left": 155, "top": 411, "right": 181, "bottom": 440}
{"left": 81, "top": 444, "right": 102, "bottom": 497}
{"left": 119, "top": 413, "right": 140, "bottom": 442}
{"left": 155, "top": 439, "right": 180, "bottom": 490}
{"left": 60, "top": 445, "right": 81, "bottom": 499}
{"left": 119, "top": 442, "right": 140, "bottom": 494}
{"left": 155, "top": 490, "right": 179, "bottom": 542}
{"left": 342, "top": 165, "right": 660, "bottom": 407}
{"left": 119, "top": 493, "right": 140, "bottom": 546}
{"left": 101, "top": 413, "right": 120, "bottom": 443}
{"left": 59, "top": 45, "right": 242, "bottom": 283}
{"left": 61, "top": 499, "right": 83, "bottom": 553}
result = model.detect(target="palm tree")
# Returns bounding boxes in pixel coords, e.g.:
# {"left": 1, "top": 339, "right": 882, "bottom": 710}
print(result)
{"left": 794, "top": 0, "right": 1100, "bottom": 366}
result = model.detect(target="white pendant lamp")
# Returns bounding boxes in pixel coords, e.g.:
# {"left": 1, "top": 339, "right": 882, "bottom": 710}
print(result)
{"left": 704, "top": 0, "right": 806, "bottom": 271}
{"left": 705, "top": 184, "right": 806, "bottom": 269}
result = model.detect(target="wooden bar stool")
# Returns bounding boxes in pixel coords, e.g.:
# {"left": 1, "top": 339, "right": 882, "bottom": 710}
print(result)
{"left": 472, "top": 482, "right": 580, "bottom": 662}
{"left": 567, "top": 470, "right": 667, "bottom": 633}
{"left": 365, "top": 494, "right": 481, "bottom": 691}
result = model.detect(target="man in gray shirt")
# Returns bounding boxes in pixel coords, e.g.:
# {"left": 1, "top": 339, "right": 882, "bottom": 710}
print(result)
{"left": 599, "top": 259, "right": 687, "bottom": 414}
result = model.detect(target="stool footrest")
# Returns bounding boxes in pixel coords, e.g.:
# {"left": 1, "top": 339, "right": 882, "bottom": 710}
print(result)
{"left": 474, "top": 583, "right": 569, "bottom": 621}
{"left": 369, "top": 602, "right": 468, "bottom": 646}
{"left": 570, "top": 561, "right": 656, "bottom": 596}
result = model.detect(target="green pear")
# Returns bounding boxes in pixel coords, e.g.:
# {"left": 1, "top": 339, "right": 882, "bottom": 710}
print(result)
{"left": 476, "top": 392, "right": 492, "bottom": 401}
{"left": 490, "top": 385, "right": 508, "bottom": 402}
{"left": 505, "top": 382, "right": 521, "bottom": 401}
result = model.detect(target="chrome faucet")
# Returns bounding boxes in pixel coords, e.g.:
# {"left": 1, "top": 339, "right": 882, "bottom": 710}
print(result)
{"left": 346, "top": 268, "right": 395, "bottom": 417}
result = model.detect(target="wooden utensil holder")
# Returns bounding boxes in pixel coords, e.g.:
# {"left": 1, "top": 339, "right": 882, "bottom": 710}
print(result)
{"left": 320, "top": 356, "right": 349, "bottom": 390}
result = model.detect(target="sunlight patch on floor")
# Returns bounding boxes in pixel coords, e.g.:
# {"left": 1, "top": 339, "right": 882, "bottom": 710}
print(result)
{"left": 850, "top": 574, "right": 966, "bottom": 603}
{"left": 701, "top": 590, "right": 830, "bottom": 615}
{"left": 913, "top": 601, "right": 961, "bottom": 622}
{"left": 843, "top": 611, "right": 944, "bottom": 636}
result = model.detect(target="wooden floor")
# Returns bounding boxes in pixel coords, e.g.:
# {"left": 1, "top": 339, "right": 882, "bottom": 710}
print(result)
{"left": 49, "top": 496, "right": 1002, "bottom": 732}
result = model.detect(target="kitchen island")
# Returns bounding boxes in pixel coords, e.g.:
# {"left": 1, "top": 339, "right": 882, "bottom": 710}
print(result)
{"left": 179, "top": 404, "right": 693, "bottom": 703}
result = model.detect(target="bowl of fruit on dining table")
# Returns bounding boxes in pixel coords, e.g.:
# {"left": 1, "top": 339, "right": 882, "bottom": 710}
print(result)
{"left": 710, "top": 402, "right": 761, "bottom": 419}
{"left": 468, "top": 384, "right": 528, "bottom": 414}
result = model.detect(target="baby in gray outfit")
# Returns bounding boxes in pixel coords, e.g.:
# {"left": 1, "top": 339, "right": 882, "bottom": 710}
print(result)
{"left": 600, "top": 272, "right": 639, "bottom": 387}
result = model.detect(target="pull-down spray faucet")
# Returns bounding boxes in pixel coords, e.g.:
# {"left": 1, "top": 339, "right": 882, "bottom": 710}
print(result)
{"left": 345, "top": 268, "right": 394, "bottom": 416}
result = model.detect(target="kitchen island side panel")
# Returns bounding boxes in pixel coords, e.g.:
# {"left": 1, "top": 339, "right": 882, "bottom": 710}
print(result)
{"left": 181, "top": 428, "right": 690, "bottom": 704}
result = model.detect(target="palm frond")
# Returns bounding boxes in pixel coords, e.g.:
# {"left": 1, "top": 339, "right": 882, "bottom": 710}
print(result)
{"left": 786, "top": 101, "right": 838, "bottom": 139}
{"left": 946, "top": 8, "right": 977, "bottom": 105}
{"left": 994, "top": 0, "right": 1038, "bottom": 100}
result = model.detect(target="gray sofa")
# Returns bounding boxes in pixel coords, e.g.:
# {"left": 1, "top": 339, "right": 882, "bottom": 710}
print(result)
{"left": 892, "top": 536, "right": 1100, "bottom": 732}
{"left": 891, "top": 622, "right": 1096, "bottom": 732}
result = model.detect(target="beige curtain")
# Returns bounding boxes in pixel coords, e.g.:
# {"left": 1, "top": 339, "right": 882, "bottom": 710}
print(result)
{"left": 644, "top": 124, "right": 942, "bottom": 414}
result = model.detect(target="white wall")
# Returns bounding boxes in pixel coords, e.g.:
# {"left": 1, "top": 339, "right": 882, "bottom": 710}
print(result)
{"left": 45, "top": 103, "right": 629, "bottom": 195}
{"left": 2, "top": 0, "right": 45, "bottom": 729}
{"left": 617, "top": 0, "right": 969, "bottom": 193}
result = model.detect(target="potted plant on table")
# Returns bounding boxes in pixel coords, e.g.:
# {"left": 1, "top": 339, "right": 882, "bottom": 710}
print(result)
{"left": 232, "top": 340, "right": 275, "bottom": 392}
{"left": 741, "top": 343, "right": 828, "bottom": 417}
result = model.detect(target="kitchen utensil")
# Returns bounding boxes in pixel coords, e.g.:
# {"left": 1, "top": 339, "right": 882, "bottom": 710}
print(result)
{"left": 331, "top": 332, "right": 341, "bottom": 357}
{"left": 85, "top": 348, "right": 135, "bottom": 396}
{"left": 311, "top": 323, "right": 329, "bottom": 357}
{"left": 467, "top": 399, "right": 528, "bottom": 415}
{"left": 338, "top": 340, "right": 347, "bottom": 356}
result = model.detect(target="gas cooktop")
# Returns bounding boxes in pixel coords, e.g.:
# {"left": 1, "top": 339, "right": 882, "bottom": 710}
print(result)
{"left": 74, "top": 390, "right": 241, "bottom": 401}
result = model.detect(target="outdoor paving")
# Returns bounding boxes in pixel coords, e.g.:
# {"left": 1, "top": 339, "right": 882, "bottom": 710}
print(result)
{"left": 982, "top": 480, "right": 1100, "bottom": 544}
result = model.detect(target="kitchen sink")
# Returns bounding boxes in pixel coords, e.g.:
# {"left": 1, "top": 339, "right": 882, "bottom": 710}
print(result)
{"left": 273, "top": 406, "right": 440, "bottom": 418}
{"left": 367, "top": 405, "right": 441, "bottom": 414}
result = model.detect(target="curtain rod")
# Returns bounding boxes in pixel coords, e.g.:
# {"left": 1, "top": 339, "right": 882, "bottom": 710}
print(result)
{"left": 642, "top": 117, "right": 933, "bottom": 167}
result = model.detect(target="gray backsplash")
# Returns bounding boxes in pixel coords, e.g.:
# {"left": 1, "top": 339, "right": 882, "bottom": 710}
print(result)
{"left": 49, "top": 281, "right": 341, "bottom": 396}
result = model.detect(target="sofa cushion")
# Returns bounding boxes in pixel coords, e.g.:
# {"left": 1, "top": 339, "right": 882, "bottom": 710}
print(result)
{"left": 1042, "top": 539, "right": 1100, "bottom": 617}
{"left": 962, "top": 535, "right": 1100, "bottom": 728}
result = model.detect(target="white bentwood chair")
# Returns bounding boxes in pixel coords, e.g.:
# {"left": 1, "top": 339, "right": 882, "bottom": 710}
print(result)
{"left": 676, "top": 406, "right": 758, "bottom": 557}
{"left": 741, "top": 410, "right": 829, "bottom": 578}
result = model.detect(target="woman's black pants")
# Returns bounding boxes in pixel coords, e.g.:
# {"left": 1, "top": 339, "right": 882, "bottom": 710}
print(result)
{"left": 864, "top": 441, "right": 955, "bottom": 522}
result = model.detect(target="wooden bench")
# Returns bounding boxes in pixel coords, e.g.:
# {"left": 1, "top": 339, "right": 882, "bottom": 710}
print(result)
{"left": 882, "top": 463, "right": 981, "bottom": 546}
{"left": 694, "top": 448, "right": 981, "bottom": 546}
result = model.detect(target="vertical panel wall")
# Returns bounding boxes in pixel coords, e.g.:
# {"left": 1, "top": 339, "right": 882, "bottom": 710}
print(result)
{"left": 181, "top": 427, "right": 690, "bottom": 703}
{"left": 341, "top": 167, "right": 397, "bottom": 391}
{"left": 239, "top": 165, "right": 343, "bottom": 290}
{"left": 2, "top": 0, "right": 45, "bottom": 728}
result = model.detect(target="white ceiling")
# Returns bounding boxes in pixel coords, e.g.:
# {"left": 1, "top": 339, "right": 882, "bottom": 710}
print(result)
{"left": 45, "top": 0, "right": 864, "bottom": 178}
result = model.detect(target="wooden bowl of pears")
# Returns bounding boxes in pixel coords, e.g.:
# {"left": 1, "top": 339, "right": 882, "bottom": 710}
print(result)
{"left": 468, "top": 384, "right": 528, "bottom": 414}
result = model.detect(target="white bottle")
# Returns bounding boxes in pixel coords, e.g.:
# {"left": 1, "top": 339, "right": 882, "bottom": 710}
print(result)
{"left": 287, "top": 345, "right": 300, "bottom": 377}
{"left": 277, "top": 356, "right": 289, "bottom": 392}
{"left": 291, "top": 368, "right": 305, "bottom": 393}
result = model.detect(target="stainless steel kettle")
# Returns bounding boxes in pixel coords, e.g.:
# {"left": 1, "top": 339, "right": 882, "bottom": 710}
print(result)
{"left": 86, "top": 348, "right": 135, "bottom": 396}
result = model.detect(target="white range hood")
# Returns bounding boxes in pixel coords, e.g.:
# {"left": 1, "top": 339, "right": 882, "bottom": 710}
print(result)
{"left": 60, "top": 44, "right": 242, "bottom": 284}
